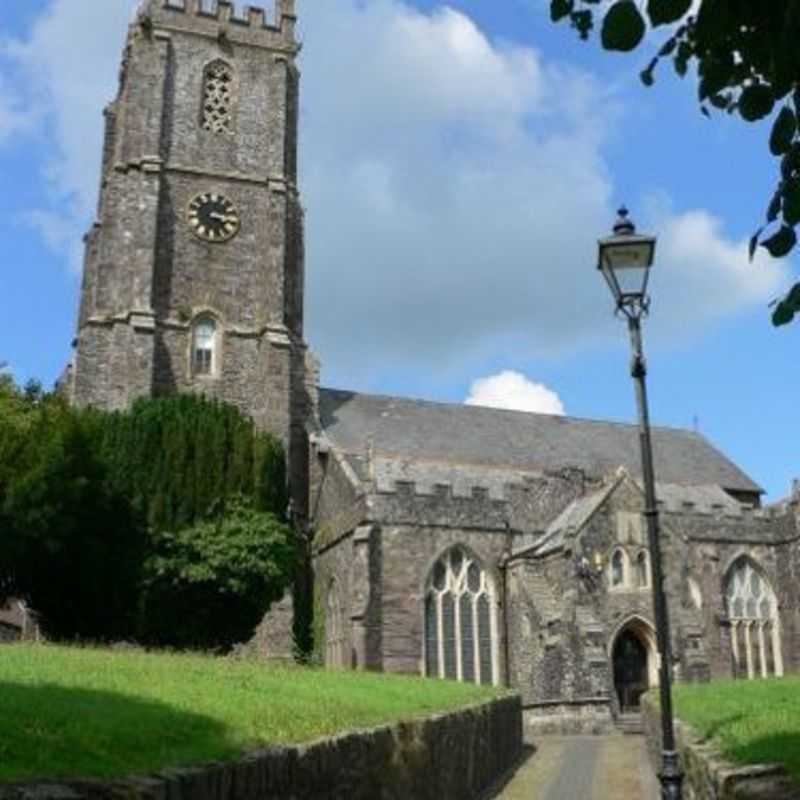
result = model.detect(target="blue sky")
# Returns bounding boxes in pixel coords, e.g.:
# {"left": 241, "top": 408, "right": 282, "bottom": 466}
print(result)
{"left": 1, "top": 0, "right": 797, "bottom": 500}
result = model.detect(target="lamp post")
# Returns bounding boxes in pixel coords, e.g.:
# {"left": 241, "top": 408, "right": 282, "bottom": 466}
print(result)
{"left": 598, "top": 208, "right": 683, "bottom": 800}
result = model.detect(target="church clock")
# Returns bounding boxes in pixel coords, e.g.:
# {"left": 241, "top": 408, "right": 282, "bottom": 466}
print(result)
{"left": 187, "top": 193, "right": 240, "bottom": 242}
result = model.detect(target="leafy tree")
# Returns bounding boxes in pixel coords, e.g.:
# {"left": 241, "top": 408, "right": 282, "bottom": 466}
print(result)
{"left": 141, "top": 495, "right": 294, "bottom": 650}
{"left": 1, "top": 396, "right": 144, "bottom": 641}
{"left": 549, "top": 0, "right": 800, "bottom": 325}
{"left": 0, "top": 388, "right": 295, "bottom": 650}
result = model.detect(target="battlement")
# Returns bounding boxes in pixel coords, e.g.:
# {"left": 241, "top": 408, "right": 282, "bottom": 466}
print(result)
{"left": 369, "top": 479, "right": 511, "bottom": 531}
{"left": 143, "top": 0, "right": 297, "bottom": 46}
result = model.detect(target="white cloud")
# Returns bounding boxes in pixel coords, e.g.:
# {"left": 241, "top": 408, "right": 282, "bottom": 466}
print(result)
{"left": 465, "top": 370, "right": 565, "bottom": 415}
{"left": 2, "top": 0, "right": 136, "bottom": 249}
{"left": 2, "top": 0, "right": 792, "bottom": 385}
{"left": 641, "top": 197, "right": 787, "bottom": 334}
{"left": 0, "top": 76, "right": 37, "bottom": 143}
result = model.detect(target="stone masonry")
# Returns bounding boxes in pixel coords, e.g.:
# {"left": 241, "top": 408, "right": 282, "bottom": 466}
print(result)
{"left": 67, "top": 0, "right": 800, "bottom": 736}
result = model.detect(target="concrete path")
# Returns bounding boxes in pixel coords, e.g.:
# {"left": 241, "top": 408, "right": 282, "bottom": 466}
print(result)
{"left": 488, "top": 735, "right": 660, "bottom": 800}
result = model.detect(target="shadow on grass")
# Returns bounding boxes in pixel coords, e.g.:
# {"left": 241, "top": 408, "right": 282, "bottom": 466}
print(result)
{"left": 724, "top": 732, "right": 800, "bottom": 784}
{"left": 0, "top": 682, "right": 235, "bottom": 784}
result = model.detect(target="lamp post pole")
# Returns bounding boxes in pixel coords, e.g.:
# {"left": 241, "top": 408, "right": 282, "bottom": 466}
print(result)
{"left": 627, "top": 314, "right": 683, "bottom": 800}
{"left": 598, "top": 208, "right": 683, "bottom": 799}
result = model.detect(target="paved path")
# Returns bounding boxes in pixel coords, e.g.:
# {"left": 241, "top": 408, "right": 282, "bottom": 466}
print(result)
{"left": 489, "top": 735, "right": 660, "bottom": 800}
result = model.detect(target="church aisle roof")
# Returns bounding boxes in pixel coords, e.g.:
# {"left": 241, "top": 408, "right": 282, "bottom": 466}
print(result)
{"left": 318, "top": 388, "right": 762, "bottom": 494}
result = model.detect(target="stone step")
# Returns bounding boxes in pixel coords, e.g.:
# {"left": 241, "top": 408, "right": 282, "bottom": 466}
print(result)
{"left": 616, "top": 713, "right": 644, "bottom": 735}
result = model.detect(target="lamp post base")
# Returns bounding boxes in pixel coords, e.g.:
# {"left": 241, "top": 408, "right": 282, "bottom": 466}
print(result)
{"left": 658, "top": 750, "right": 683, "bottom": 800}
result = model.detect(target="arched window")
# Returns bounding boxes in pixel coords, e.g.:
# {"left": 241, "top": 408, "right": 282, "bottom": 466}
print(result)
{"left": 192, "top": 317, "right": 218, "bottom": 376}
{"left": 610, "top": 549, "right": 626, "bottom": 588}
{"left": 724, "top": 558, "right": 783, "bottom": 679}
{"left": 425, "top": 547, "right": 496, "bottom": 685}
{"left": 635, "top": 551, "right": 650, "bottom": 588}
{"left": 202, "top": 60, "right": 234, "bottom": 134}
{"left": 325, "top": 579, "right": 346, "bottom": 668}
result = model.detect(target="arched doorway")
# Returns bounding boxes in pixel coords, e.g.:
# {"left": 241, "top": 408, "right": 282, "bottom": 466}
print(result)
{"left": 611, "top": 618, "right": 657, "bottom": 712}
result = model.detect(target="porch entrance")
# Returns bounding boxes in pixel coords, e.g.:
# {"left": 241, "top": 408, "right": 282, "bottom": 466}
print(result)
{"left": 613, "top": 629, "right": 649, "bottom": 711}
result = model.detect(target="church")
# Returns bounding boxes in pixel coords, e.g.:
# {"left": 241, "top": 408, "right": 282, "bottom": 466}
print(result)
{"left": 67, "top": 0, "right": 800, "bottom": 735}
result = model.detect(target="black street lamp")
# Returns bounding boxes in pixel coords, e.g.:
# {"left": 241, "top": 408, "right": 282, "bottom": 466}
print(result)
{"left": 598, "top": 208, "right": 683, "bottom": 800}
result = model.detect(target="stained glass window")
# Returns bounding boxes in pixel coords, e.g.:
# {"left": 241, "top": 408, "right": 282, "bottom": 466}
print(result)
{"left": 725, "top": 558, "right": 782, "bottom": 679}
{"left": 424, "top": 548, "right": 496, "bottom": 685}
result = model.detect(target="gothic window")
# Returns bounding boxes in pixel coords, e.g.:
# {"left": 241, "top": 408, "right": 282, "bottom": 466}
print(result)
{"left": 325, "top": 579, "right": 346, "bottom": 668}
{"left": 724, "top": 558, "right": 783, "bottom": 679}
{"left": 192, "top": 317, "right": 217, "bottom": 376}
{"left": 424, "top": 547, "right": 496, "bottom": 685}
{"left": 202, "top": 60, "right": 234, "bottom": 134}
{"left": 635, "top": 551, "right": 650, "bottom": 588}
{"left": 610, "top": 549, "right": 626, "bottom": 588}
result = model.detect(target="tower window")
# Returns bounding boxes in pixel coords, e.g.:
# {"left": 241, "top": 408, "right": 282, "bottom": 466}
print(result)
{"left": 202, "top": 60, "right": 234, "bottom": 134}
{"left": 192, "top": 318, "right": 217, "bottom": 376}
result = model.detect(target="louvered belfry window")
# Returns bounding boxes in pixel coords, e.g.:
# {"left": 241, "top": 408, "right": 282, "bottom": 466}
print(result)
{"left": 425, "top": 547, "right": 496, "bottom": 685}
{"left": 202, "top": 60, "right": 234, "bottom": 134}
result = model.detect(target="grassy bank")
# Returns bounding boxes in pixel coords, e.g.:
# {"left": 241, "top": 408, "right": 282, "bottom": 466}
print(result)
{"left": 0, "top": 644, "right": 503, "bottom": 783}
{"left": 673, "top": 675, "right": 800, "bottom": 781}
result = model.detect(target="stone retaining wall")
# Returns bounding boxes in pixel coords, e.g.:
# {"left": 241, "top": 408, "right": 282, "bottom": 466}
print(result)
{"left": 641, "top": 695, "right": 800, "bottom": 800}
{"left": 0, "top": 695, "right": 522, "bottom": 800}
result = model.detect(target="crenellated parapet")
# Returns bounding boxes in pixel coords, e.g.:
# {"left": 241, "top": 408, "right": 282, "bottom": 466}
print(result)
{"left": 367, "top": 479, "right": 511, "bottom": 532}
{"left": 139, "top": 0, "right": 298, "bottom": 50}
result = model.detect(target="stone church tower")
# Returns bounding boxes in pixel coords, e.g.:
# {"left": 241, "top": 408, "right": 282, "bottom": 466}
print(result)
{"left": 71, "top": 0, "right": 310, "bottom": 505}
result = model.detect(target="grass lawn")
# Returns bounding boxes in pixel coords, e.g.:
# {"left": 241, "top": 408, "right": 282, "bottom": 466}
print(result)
{"left": 673, "top": 675, "right": 800, "bottom": 782}
{"left": 0, "top": 644, "right": 504, "bottom": 783}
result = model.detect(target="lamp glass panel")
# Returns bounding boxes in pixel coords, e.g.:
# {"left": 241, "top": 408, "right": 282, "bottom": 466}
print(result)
{"left": 612, "top": 262, "right": 649, "bottom": 297}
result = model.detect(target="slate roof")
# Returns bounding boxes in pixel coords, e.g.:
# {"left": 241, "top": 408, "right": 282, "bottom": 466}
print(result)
{"left": 318, "top": 388, "right": 762, "bottom": 495}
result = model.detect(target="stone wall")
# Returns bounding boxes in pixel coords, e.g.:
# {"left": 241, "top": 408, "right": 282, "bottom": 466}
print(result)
{"left": 0, "top": 696, "right": 523, "bottom": 800}
{"left": 642, "top": 696, "right": 800, "bottom": 800}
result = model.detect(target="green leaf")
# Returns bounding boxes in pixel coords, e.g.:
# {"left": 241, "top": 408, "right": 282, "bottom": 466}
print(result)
{"left": 767, "top": 190, "right": 782, "bottom": 223}
{"left": 551, "top": 0, "right": 573, "bottom": 23}
{"left": 739, "top": 84, "right": 775, "bottom": 122}
{"left": 570, "top": 9, "right": 593, "bottom": 39}
{"left": 783, "top": 180, "right": 800, "bottom": 226}
{"left": 601, "top": 1, "right": 646, "bottom": 52}
{"left": 770, "top": 107, "right": 797, "bottom": 156}
{"left": 709, "top": 92, "right": 731, "bottom": 111}
{"left": 772, "top": 299, "right": 795, "bottom": 326}
{"left": 647, "top": 0, "right": 692, "bottom": 27}
{"left": 674, "top": 41, "right": 692, "bottom": 77}
{"left": 640, "top": 58, "right": 657, "bottom": 86}
{"left": 761, "top": 225, "right": 797, "bottom": 258}
{"left": 788, "top": 282, "right": 800, "bottom": 310}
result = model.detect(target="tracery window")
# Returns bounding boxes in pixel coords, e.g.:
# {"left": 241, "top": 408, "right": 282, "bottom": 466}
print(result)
{"left": 202, "top": 60, "right": 234, "bottom": 134}
{"left": 425, "top": 547, "right": 496, "bottom": 685}
{"left": 725, "top": 558, "right": 783, "bottom": 679}
{"left": 192, "top": 317, "right": 217, "bottom": 376}
{"left": 325, "top": 579, "right": 346, "bottom": 668}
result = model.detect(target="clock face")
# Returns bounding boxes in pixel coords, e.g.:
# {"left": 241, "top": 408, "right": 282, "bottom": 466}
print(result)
{"left": 187, "top": 193, "right": 240, "bottom": 242}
